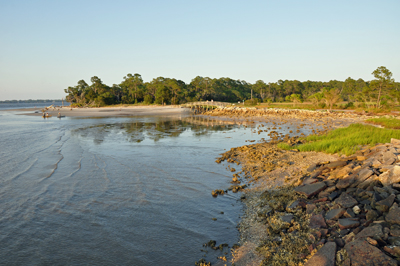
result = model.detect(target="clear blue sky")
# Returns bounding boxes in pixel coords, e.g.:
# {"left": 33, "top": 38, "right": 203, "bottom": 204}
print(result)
{"left": 1, "top": 0, "right": 399, "bottom": 100}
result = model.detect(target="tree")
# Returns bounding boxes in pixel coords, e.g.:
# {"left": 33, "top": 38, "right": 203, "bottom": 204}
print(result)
{"left": 121, "top": 73, "right": 143, "bottom": 103}
{"left": 285, "top": 94, "right": 302, "bottom": 107}
{"left": 371, "top": 66, "right": 395, "bottom": 108}
{"left": 323, "top": 88, "right": 341, "bottom": 110}
{"left": 308, "top": 92, "right": 324, "bottom": 107}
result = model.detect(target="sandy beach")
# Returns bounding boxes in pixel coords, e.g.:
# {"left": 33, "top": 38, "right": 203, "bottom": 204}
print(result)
{"left": 11, "top": 105, "right": 191, "bottom": 118}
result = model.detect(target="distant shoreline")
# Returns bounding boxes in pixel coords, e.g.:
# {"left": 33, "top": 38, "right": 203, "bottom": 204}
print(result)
{"left": 9, "top": 105, "right": 191, "bottom": 118}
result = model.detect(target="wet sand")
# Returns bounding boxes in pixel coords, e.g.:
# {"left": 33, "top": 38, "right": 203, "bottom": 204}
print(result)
{"left": 11, "top": 105, "right": 191, "bottom": 117}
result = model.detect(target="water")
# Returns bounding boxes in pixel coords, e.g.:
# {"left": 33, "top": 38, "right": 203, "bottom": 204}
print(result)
{"left": 0, "top": 107, "right": 283, "bottom": 265}
{"left": 0, "top": 101, "right": 68, "bottom": 110}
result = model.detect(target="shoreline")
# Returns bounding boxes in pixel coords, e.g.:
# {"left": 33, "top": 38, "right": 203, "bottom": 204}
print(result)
{"left": 205, "top": 108, "right": 400, "bottom": 265}
{"left": 6, "top": 105, "right": 191, "bottom": 118}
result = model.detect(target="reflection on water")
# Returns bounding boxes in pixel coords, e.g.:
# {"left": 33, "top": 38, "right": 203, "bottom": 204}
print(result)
{"left": 1, "top": 113, "right": 264, "bottom": 266}
{"left": 72, "top": 116, "right": 239, "bottom": 144}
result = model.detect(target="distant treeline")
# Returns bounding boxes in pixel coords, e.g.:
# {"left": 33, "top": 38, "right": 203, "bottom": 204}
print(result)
{"left": 64, "top": 67, "right": 399, "bottom": 108}
{"left": 0, "top": 99, "right": 61, "bottom": 103}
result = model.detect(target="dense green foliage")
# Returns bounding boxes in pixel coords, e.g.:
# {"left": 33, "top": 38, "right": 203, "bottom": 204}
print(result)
{"left": 64, "top": 67, "right": 399, "bottom": 107}
{"left": 278, "top": 124, "right": 400, "bottom": 155}
{"left": 365, "top": 117, "right": 400, "bottom": 129}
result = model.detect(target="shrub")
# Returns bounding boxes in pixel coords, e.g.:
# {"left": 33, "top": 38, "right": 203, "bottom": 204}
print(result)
{"left": 245, "top": 98, "right": 259, "bottom": 106}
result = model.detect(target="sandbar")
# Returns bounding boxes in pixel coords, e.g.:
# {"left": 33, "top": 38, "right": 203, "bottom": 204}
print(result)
{"left": 10, "top": 106, "right": 191, "bottom": 118}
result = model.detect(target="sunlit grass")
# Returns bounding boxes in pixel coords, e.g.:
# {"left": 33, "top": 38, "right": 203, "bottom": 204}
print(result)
{"left": 278, "top": 124, "right": 400, "bottom": 155}
{"left": 365, "top": 117, "right": 400, "bottom": 129}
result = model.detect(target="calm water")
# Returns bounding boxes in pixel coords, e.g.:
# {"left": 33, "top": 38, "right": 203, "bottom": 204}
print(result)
{"left": 0, "top": 106, "right": 275, "bottom": 266}
{"left": 0, "top": 105, "right": 318, "bottom": 265}
{"left": 0, "top": 101, "right": 68, "bottom": 110}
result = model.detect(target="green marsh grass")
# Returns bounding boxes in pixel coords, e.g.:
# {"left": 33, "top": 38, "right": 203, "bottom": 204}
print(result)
{"left": 365, "top": 117, "right": 400, "bottom": 129}
{"left": 278, "top": 124, "right": 400, "bottom": 155}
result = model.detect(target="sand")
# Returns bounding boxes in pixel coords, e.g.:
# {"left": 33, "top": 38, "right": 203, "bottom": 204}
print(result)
{"left": 10, "top": 105, "right": 191, "bottom": 118}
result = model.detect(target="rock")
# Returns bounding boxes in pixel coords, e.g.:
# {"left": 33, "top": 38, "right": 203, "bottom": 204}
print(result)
{"left": 355, "top": 224, "right": 383, "bottom": 240}
{"left": 345, "top": 239, "right": 398, "bottom": 265}
{"left": 375, "top": 194, "right": 395, "bottom": 213}
{"left": 286, "top": 199, "right": 305, "bottom": 212}
{"left": 343, "top": 232, "right": 356, "bottom": 243}
{"left": 336, "top": 175, "right": 355, "bottom": 189}
{"left": 357, "top": 156, "right": 367, "bottom": 161}
{"left": 335, "top": 238, "right": 345, "bottom": 247}
{"left": 307, "top": 163, "right": 318, "bottom": 172}
{"left": 318, "top": 190, "right": 330, "bottom": 198}
{"left": 343, "top": 208, "right": 355, "bottom": 218}
{"left": 366, "top": 237, "right": 378, "bottom": 246}
{"left": 386, "top": 203, "right": 400, "bottom": 224}
{"left": 310, "top": 169, "right": 323, "bottom": 179}
{"left": 353, "top": 205, "right": 361, "bottom": 214}
{"left": 325, "top": 208, "right": 345, "bottom": 221}
{"left": 391, "top": 138, "right": 400, "bottom": 145}
{"left": 328, "top": 191, "right": 339, "bottom": 201}
{"left": 370, "top": 192, "right": 383, "bottom": 209}
{"left": 366, "top": 210, "right": 379, "bottom": 221}
{"left": 310, "top": 214, "right": 327, "bottom": 229}
{"left": 371, "top": 159, "right": 382, "bottom": 168}
{"left": 350, "top": 168, "right": 373, "bottom": 188}
{"left": 304, "top": 242, "right": 336, "bottom": 266}
{"left": 340, "top": 229, "right": 350, "bottom": 237}
{"left": 358, "top": 175, "right": 377, "bottom": 189}
{"left": 382, "top": 157, "right": 396, "bottom": 165}
{"left": 335, "top": 193, "right": 358, "bottom": 208}
{"left": 302, "top": 178, "right": 318, "bottom": 185}
{"left": 387, "top": 236, "right": 400, "bottom": 246}
{"left": 330, "top": 165, "right": 353, "bottom": 179}
{"left": 294, "top": 182, "right": 327, "bottom": 198}
{"left": 380, "top": 165, "right": 394, "bottom": 172}
{"left": 306, "top": 204, "right": 317, "bottom": 214}
{"left": 378, "top": 165, "right": 400, "bottom": 186}
{"left": 325, "top": 186, "right": 336, "bottom": 193}
{"left": 338, "top": 218, "right": 360, "bottom": 230}
{"left": 281, "top": 214, "right": 294, "bottom": 223}
{"left": 390, "top": 224, "right": 400, "bottom": 236}
{"left": 336, "top": 249, "right": 348, "bottom": 265}
{"left": 383, "top": 246, "right": 400, "bottom": 257}
{"left": 325, "top": 160, "right": 348, "bottom": 170}
{"left": 382, "top": 151, "right": 396, "bottom": 162}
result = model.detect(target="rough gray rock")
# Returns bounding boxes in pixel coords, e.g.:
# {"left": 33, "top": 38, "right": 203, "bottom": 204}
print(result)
{"left": 305, "top": 242, "right": 336, "bottom": 266}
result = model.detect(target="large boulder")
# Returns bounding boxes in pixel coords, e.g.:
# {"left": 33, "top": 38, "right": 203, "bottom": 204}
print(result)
{"left": 345, "top": 239, "right": 397, "bottom": 265}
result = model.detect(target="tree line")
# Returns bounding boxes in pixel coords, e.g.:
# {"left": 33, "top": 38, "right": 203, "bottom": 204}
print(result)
{"left": 64, "top": 66, "right": 399, "bottom": 109}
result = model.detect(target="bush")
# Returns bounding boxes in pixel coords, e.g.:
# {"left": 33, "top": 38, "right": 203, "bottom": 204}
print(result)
{"left": 344, "top": 102, "right": 354, "bottom": 109}
{"left": 245, "top": 98, "right": 259, "bottom": 106}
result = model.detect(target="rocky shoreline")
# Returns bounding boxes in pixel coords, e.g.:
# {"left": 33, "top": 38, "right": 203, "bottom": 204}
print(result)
{"left": 205, "top": 108, "right": 400, "bottom": 265}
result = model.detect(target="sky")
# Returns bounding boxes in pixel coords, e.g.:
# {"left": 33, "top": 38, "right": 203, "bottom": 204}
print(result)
{"left": 0, "top": 0, "right": 399, "bottom": 101}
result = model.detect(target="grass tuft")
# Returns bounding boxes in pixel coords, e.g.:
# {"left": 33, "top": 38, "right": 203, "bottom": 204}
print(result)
{"left": 278, "top": 123, "right": 400, "bottom": 155}
{"left": 365, "top": 117, "right": 400, "bottom": 129}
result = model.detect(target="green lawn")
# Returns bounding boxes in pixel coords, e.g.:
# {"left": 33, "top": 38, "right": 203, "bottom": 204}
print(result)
{"left": 278, "top": 123, "right": 400, "bottom": 155}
